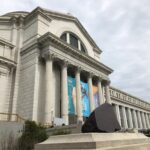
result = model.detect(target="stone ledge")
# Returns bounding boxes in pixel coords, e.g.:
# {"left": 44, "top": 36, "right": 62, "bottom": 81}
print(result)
{"left": 35, "top": 133, "right": 150, "bottom": 150}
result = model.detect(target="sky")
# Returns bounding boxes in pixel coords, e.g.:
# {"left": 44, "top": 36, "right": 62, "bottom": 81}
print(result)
{"left": 1, "top": 0, "right": 150, "bottom": 102}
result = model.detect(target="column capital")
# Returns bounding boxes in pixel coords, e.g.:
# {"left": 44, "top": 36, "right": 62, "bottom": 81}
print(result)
{"left": 42, "top": 52, "right": 56, "bottom": 61}
{"left": 87, "top": 72, "right": 94, "bottom": 78}
{"left": 10, "top": 17, "right": 17, "bottom": 27}
{"left": 18, "top": 16, "right": 24, "bottom": 28}
{"left": 61, "top": 59, "right": 69, "bottom": 68}
{"left": 103, "top": 79, "right": 111, "bottom": 86}
{"left": 75, "top": 66, "right": 82, "bottom": 73}
{"left": 97, "top": 76, "right": 103, "bottom": 82}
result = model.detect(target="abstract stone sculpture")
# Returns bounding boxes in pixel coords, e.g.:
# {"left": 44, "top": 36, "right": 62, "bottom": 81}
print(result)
{"left": 82, "top": 103, "right": 121, "bottom": 133}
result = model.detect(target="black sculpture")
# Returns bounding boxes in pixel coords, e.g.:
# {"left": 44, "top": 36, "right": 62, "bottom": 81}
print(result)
{"left": 82, "top": 103, "right": 121, "bottom": 133}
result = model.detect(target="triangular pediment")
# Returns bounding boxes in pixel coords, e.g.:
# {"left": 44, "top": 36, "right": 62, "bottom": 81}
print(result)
{"left": 27, "top": 7, "right": 102, "bottom": 54}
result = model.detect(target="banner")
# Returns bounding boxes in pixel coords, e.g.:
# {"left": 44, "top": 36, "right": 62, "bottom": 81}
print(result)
{"left": 67, "top": 76, "right": 90, "bottom": 117}
{"left": 67, "top": 76, "right": 76, "bottom": 115}
{"left": 92, "top": 85, "right": 99, "bottom": 108}
{"left": 81, "top": 81, "right": 90, "bottom": 117}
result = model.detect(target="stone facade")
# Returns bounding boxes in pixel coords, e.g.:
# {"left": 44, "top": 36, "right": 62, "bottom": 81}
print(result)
{"left": 0, "top": 7, "right": 150, "bottom": 129}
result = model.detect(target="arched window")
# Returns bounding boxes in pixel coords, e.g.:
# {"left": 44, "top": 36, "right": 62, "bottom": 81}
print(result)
{"left": 60, "top": 32, "right": 87, "bottom": 53}
{"left": 70, "top": 34, "right": 78, "bottom": 49}
{"left": 60, "top": 33, "right": 67, "bottom": 42}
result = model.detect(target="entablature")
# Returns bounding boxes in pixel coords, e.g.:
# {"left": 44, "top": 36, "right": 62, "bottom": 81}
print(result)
{"left": 110, "top": 87, "right": 150, "bottom": 111}
{"left": 38, "top": 32, "right": 113, "bottom": 76}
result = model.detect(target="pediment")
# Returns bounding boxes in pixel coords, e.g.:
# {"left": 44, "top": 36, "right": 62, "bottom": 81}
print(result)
{"left": 27, "top": 7, "right": 102, "bottom": 54}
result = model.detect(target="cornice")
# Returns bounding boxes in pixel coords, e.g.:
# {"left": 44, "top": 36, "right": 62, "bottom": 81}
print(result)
{"left": 110, "top": 86, "right": 150, "bottom": 105}
{"left": 0, "top": 7, "right": 102, "bottom": 54}
{"left": 110, "top": 86, "right": 150, "bottom": 111}
{"left": 74, "top": 19, "right": 102, "bottom": 54}
{"left": 0, "top": 56, "right": 16, "bottom": 68}
{"left": 0, "top": 38, "right": 14, "bottom": 48}
{"left": 38, "top": 32, "right": 113, "bottom": 75}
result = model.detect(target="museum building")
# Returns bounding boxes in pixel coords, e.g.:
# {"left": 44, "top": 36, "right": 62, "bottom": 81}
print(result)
{"left": 0, "top": 7, "right": 150, "bottom": 129}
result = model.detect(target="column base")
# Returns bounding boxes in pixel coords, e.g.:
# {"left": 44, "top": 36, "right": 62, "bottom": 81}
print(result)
{"left": 62, "top": 115, "right": 69, "bottom": 125}
{"left": 77, "top": 116, "right": 83, "bottom": 124}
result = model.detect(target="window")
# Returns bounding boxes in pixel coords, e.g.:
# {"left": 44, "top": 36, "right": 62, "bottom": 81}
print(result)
{"left": 81, "top": 43, "right": 86, "bottom": 53}
{"left": 60, "top": 32, "right": 87, "bottom": 53}
{"left": 60, "top": 33, "right": 67, "bottom": 42}
{"left": 70, "top": 34, "right": 78, "bottom": 48}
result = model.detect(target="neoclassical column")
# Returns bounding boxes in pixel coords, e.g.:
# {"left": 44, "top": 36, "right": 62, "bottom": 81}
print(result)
{"left": 61, "top": 61, "right": 69, "bottom": 125}
{"left": 122, "top": 106, "right": 128, "bottom": 129}
{"left": 141, "top": 112, "right": 147, "bottom": 129}
{"left": 148, "top": 114, "right": 150, "bottom": 125}
{"left": 132, "top": 110, "right": 138, "bottom": 129}
{"left": 148, "top": 114, "right": 150, "bottom": 128}
{"left": 115, "top": 104, "right": 121, "bottom": 126}
{"left": 104, "top": 81, "right": 111, "bottom": 104}
{"left": 44, "top": 54, "right": 54, "bottom": 125}
{"left": 88, "top": 73, "right": 95, "bottom": 112}
{"left": 102, "top": 86, "right": 106, "bottom": 103}
{"left": 145, "top": 113, "right": 150, "bottom": 129}
{"left": 127, "top": 108, "right": 133, "bottom": 129}
{"left": 144, "top": 113, "right": 148, "bottom": 129}
{"left": 137, "top": 111, "right": 143, "bottom": 129}
{"left": 75, "top": 67, "right": 83, "bottom": 123}
{"left": 97, "top": 77, "right": 104, "bottom": 105}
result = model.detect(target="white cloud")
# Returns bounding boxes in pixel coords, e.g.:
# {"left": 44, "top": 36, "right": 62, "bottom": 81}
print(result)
{"left": 1, "top": 0, "right": 150, "bottom": 102}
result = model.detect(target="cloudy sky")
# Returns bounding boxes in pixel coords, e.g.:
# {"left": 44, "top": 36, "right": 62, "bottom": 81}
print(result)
{"left": 1, "top": 0, "right": 150, "bottom": 102}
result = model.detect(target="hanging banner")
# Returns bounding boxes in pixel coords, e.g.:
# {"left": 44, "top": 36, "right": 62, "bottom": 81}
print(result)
{"left": 92, "top": 85, "right": 99, "bottom": 108}
{"left": 67, "top": 76, "right": 76, "bottom": 115}
{"left": 81, "top": 81, "right": 90, "bottom": 117}
{"left": 67, "top": 76, "right": 90, "bottom": 117}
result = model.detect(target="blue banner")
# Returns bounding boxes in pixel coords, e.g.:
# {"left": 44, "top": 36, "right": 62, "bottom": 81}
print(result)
{"left": 81, "top": 81, "right": 90, "bottom": 117}
{"left": 67, "top": 76, "right": 90, "bottom": 117}
{"left": 67, "top": 76, "right": 76, "bottom": 115}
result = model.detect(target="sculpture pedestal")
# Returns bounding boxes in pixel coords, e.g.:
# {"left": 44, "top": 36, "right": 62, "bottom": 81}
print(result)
{"left": 35, "top": 133, "right": 150, "bottom": 150}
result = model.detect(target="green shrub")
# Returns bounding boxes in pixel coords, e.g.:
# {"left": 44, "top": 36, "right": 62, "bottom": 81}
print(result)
{"left": 18, "top": 120, "right": 48, "bottom": 150}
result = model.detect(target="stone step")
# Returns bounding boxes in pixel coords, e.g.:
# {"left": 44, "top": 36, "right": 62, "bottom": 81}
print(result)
{"left": 35, "top": 133, "right": 150, "bottom": 150}
{"left": 96, "top": 138, "right": 150, "bottom": 148}
{"left": 100, "top": 142, "right": 150, "bottom": 150}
